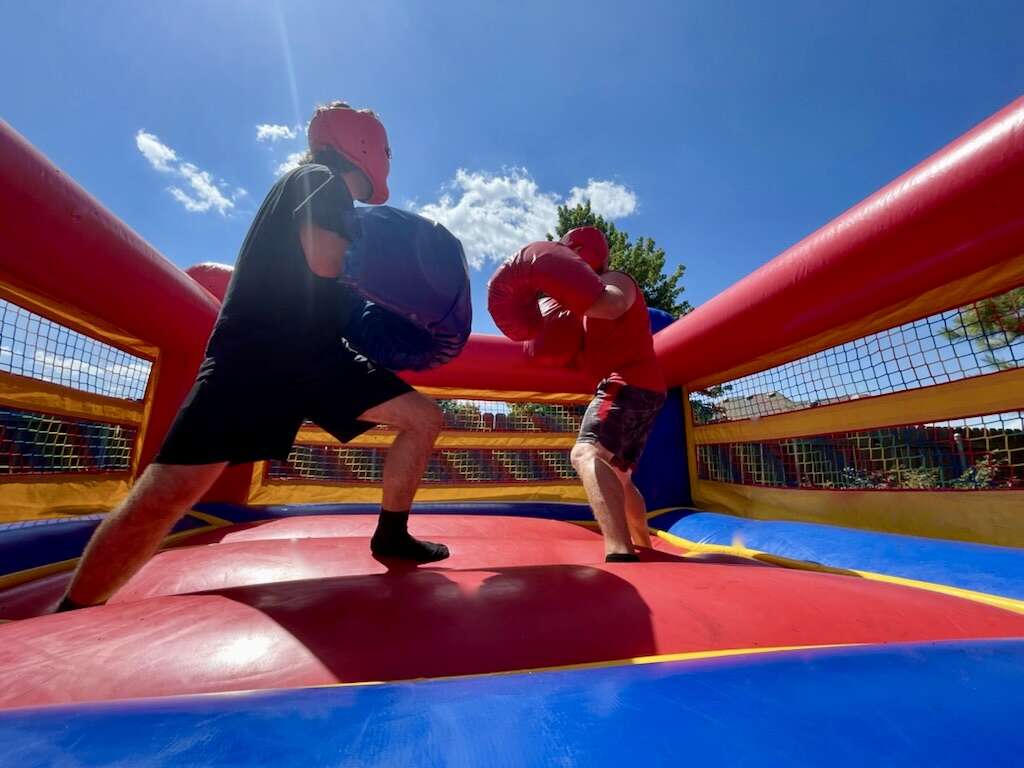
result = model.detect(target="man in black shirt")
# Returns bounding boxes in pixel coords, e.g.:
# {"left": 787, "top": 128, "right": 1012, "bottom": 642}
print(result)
{"left": 57, "top": 102, "right": 449, "bottom": 611}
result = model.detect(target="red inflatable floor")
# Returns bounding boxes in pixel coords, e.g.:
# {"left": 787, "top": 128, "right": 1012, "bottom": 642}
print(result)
{"left": 2, "top": 513, "right": 1024, "bottom": 710}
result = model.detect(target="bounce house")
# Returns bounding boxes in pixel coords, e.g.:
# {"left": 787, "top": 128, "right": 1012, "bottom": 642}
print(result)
{"left": 1, "top": 97, "right": 1023, "bottom": 766}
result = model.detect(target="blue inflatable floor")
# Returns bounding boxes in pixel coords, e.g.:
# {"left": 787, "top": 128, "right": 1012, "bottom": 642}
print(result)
{"left": 2, "top": 639, "right": 1023, "bottom": 767}
{"left": 652, "top": 510, "right": 1024, "bottom": 599}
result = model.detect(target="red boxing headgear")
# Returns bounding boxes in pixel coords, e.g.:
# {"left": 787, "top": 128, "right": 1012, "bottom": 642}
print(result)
{"left": 559, "top": 226, "right": 609, "bottom": 273}
{"left": 308, "top": 107, "right": 391, "bottom": 204}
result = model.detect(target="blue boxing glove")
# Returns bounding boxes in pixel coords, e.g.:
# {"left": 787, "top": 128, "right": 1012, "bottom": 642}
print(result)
{"left": 340, "top": 206, "right": 472, "bottom": 371}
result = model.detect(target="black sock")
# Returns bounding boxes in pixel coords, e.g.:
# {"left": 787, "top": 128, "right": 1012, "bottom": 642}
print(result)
{"left": 606, "top": 552, "right": 641, "bottom": 563}
{"left": 371, "top": 510, "right": 450, "bottom": 563}
{"left": 55, "top": 595, "right": 86, "bottom": 613}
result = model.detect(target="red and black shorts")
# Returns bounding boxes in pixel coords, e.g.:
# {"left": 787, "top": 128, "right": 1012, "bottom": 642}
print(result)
{"left": 577, "top": 378, "right": 666, "bottom": 472}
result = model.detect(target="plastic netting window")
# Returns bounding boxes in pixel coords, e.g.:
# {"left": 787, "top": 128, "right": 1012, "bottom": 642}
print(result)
{"left": 309, "top": 399, "right": 585, "bottom": 436}
{"left": 691, "top": 287, "right": 1024, "bottom": 424}
{"left": 697, "top": 411, "right": 1024, "bottom": 490}
{"left": 434, "top": 399, "right": 586, "bottom": 433}
{"left": 267, "top": 446, "right": 577, "bottom": 484}
{"left": 350, "top": 398, "right": 586, "bottom": 434}
{"left": 0, "top": 407, "right": 137, "bottom": 475}
{"left": 0, "top": 299, "right": 152, "bottom": 401}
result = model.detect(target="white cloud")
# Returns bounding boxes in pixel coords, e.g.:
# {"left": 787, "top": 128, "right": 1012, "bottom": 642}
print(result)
{"left": 276, "top": 151, "right": 305, "bottom": 176}
{"left": 256, "top": 122, "right": 305, "bottom": 174}
{"left": 411, "top": 169, "right": 637, "bottom": 269}
{"left": 31, "top": 350, "right": 152, "bottom": 400}
{"left": 169, "top": 162, "right": 236, "bottom": 215}
{"left": 134, "top": 130, "right": 245, "bottom": 216}
{"left": 567, "top": 179, "right": 638, "bottom": 219}
{"left": 414, "top": 169, "right": 559, "bottom": 270}
{"left": 135, "top": 130, "right": 178, "bottom": 172}
{"left": 256, "top": 123, "right": 299, "bottom": 142}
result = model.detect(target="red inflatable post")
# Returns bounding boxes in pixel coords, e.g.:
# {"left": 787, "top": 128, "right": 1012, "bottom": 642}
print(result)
{"left": 185, "top": 262, "right": 233, "bottom": 302}
{"left": 0, "top": 121, "right": 218, "bottom": 357}
{"left": 404, "top": 334, "right": 594, "bottom": 393}
{"left": 654, "top": 96, "right": 1024, "bottom": 389}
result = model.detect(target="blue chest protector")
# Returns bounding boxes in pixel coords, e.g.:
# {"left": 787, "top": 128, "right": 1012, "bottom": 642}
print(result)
{"left": 339, "top": 206, "right": 472, "bottom": 371}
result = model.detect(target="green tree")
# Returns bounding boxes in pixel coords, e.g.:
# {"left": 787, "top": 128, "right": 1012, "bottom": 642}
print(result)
{"left": 437, "top": 399, "right": 484, "bottom": 430}
{"left": 508, "top": 401, "right": 579, "bottom": 432}
{"left": 942, "top": 287, "right": 1024, "bottom": 371}
{"left": 548, "top": 201, "right": 691, "bottom": 317}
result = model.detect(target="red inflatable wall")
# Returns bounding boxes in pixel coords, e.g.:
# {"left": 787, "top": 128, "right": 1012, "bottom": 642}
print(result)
{"left": 404, "top": 334, "right": 593, "bottom": 392}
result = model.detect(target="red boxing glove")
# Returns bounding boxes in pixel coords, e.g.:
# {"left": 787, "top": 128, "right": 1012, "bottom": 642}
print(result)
{"left": 524, "top": 297, "right": 584, "bottom": 368}
{"left": 488, "top": 242, "right": 605, "bottom": 341}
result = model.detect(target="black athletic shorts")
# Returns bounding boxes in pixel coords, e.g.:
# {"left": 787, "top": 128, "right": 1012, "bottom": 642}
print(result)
{"left": 156, "top": 340, "right": 413, "bottom": 466}
{"left": 577, "top": 378, "right": 666, "bottom": 472}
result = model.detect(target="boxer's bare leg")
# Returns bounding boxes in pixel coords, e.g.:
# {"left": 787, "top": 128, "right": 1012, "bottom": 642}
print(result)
{"left": 571, "top": 441, "right": 634, "bottom": 557}
{"left": 358, "top": 391, "right": 447, "bottom": 562}
{"left": 621, "top": 469, "right": 652, "bottom": 548}
{"left": 58, "top": 462, "right": 226, "bottom": 609}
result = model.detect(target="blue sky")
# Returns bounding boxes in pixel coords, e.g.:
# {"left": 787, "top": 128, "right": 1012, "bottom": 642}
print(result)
{"left": 3, "top": 1, "right": 1022, "bottom": 334}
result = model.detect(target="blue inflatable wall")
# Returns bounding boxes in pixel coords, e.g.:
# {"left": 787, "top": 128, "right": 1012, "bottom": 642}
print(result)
{"left": 633, "top": 308, "right": 690, "bottom": 509}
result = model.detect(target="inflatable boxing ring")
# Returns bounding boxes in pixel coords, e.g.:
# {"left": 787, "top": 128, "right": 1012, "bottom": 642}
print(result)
{"left": 0, "top": 97, "right": 1023, "bottom": 766}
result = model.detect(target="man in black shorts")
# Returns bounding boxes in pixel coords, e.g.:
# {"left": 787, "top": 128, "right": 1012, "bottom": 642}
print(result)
{"left": 57, "top": 102, "right": 448, "bottom": 611}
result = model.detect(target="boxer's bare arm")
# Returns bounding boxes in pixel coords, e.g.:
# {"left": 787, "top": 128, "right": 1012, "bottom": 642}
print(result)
{"left": 298, "top": 224, "right": 350, "bottom": 278}
{"left": 585, "top": 272, "right": 637, "bottom": 320}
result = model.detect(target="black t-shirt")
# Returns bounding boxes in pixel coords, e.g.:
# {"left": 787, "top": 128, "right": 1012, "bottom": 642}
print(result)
{"left": 206, "top": 164, "right": 362, "bottom": 368}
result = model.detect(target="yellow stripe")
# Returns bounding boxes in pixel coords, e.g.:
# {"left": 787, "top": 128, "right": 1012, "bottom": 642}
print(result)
{"left": 684, "top": 393, "right": 700, "bottom": 503}
{"left": 0, "top": 476, "right": 130, "bottom": 523}
{"left": 416, "top": 386, "right": 591, "bottom": 404}
{"left": 248, "top": 460, "right": 268, "bottom": 503}
{"left": 0, "top": 280, "right": 159, "bottom": 361}
{"left": 170, "top": 642, "right": 862, "bottom": 700}
{"left": 0, "top": 371, "right": 145, "bottom": 425}
{"left": 327, "top": 642, "right": 861, "bottom": 689}
{"left": 0, "top": 557, "right": 79, "bottom": 591}
{"left": 653, "top": 529, "right": 1024, "bottom": 615}
{"left": 688, "top": 253, "right": 1024, "bottom": 389}
{"left": 431, "top": 433, "right": 577, "bottom": 449}
{"left": 161, "top": 524, "right": 231, "bottom": 547}
{"left": 130, "top": 352, "right": 162, "bottom": 478}
{"left": 656, "top": 529, "right": 857, "bottom": 575}
{"left": 691, "top": 480, "right": 1024, "bottom": 548}
{"left": 694, "top": 368, "right": 1024, "bottom": 445}
{"left": 645, "top": 506, "right": 683, "bottom": 521}
{"left": 850, "top": 570, "right": 1024, "bottom": 616}
{"left": 296, "top": 428, "right": 577, "bottom": 450}
{"left": 247, "top": 482, "right": 587, "bottom": 505}
{"left": 0, "top": 519, "right": 230, "bottom": 591}
{"left": 295, "top": 427, "right": 386, "bottom": 446}
{"left": 183, "top": 509, "right": 235, "bottom": 528}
